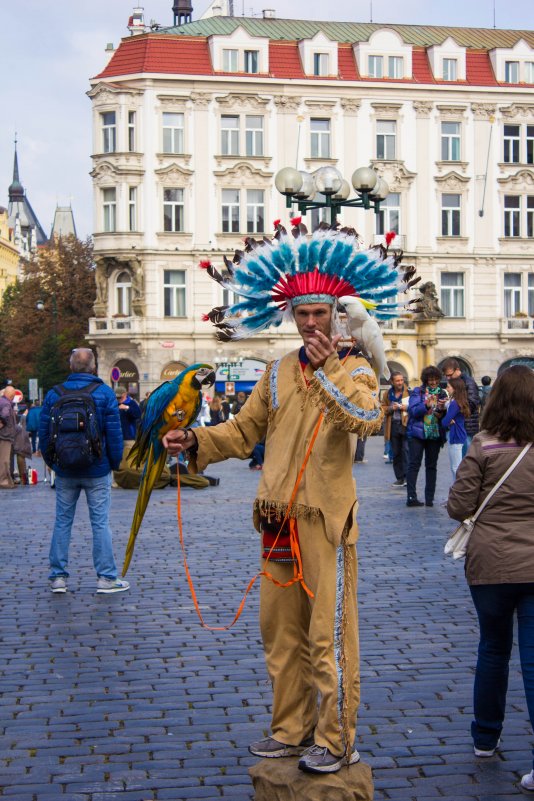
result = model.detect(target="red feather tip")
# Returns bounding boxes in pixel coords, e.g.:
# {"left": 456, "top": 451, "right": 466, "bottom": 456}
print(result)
{"left": 290, "top": 216, "right": 302, "bottom": 227}
{"left": 201, "top": 313, "right": 210, "bottom": 322}
{"left": 273, "top": 219, "right": 281, "bottom": 228}
{"left": 385, "top": 231, "right": 396, "bottom": 247}
{"left": 199, "top": 259, "right": 212, "bottom": 269}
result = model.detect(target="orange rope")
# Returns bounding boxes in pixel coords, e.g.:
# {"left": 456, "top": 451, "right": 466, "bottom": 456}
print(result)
{"left": 176, "top": 347, "right": 353, "bottom": 630}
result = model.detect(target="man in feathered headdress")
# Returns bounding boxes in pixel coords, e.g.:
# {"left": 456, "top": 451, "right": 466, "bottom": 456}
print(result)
{"left": 164, "top": 220, "right": 417, "bottom": 774}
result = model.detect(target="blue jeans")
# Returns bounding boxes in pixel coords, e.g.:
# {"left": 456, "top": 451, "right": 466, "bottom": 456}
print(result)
{"left": 470, "top": 583, "right": 534, "bottom": 763}
{"left": 448, "top": 442, "right": 463, "bottom": 480}
{"left": 49, "top": 473, "right": 118, "bottom": 580}
{"left": 462, "top": 435, "right": 473, "bottom": 458}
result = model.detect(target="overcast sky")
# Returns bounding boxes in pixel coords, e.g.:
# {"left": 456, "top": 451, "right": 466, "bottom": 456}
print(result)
{"left": 1, "top": 0, "right": 532, "bottom": 240}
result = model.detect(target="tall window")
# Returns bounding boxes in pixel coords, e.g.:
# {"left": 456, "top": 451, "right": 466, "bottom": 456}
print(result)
{"left": 368, "top": 55, "right": 383, "bottom": 78}
{"left": 164, "top": 269, "right": 186, "bottom": 317}
{"left": 128, "top": 187, "right": 137, "bottom": 232}
{"left": 505, "top": 61, "right": 519, "bottom": 83}
{"left": 128, "top": 111, "right": 136, "bottom": 152}
{"left": 441, "top": 193, "right": 461, "bottom": 236}
{"left": 102, "top": 187, "right": 116, "bottom": 232}
{"left": 116, "top": 271, "right": 132, "bottom": 316}
{"left": 388, "top": 56, "right": 403, "bottom": 78}
{"left": 529, "top": 274, "right": 534, "bottom": 316}
{"left": 443, "top": 58, "right": 458, "bottom": 81}
{"left": 311, "top": 193, "right": 329, "bottom": 230}
{"left": 504, "top": 273, "right": 521, "bottom": 316}
{"left": 162, "top": 112, "right": 184, "bottom": 154}
{"left": 244, "top": 50, "right": 259, "bottom": 73}
{"left": 527, "top": 126, "right": 534, "bottom": 164}
{"left": 313, "top": 52, "right": 329, "bottom": 76}
{"left": 504, "top": 125, "right": 520, "bottom": 163}
{"left": 245, "top": 116, "right": 264, "bottom": 156}
{"left": 246, "top": 190, "right": 265, "bottom": 233}
{"left": 376, "top": 120, "right": 396, "bottom": 160}
{"left": 221, "top": 115, "right": 240, "bottom": 155}
{"left": 440, "top": 273, "right": 464, "bottom": 317}
{"left": 222, "top": 189, "right": 240, "bottom": 233}
{"left": 310, "top": 118, "right": 331, "bottom": 158}
{"left": 504, "top": 196, "right": 521, "bottom": 237}
{"left": 376, "top": 192, "right": 400, "bottom": 235}
{"left": 526, "top": 62, "right": 534, "bottom": 84}
{"left": 441, "top": 122, "right": 461, "bottom": 161}
{"left": 528, "top": 196, "right": 534, "bottom": 238}
{"left": 163, "top": 188, "right": 184, "bottom": 232}
{"left": 223, "top": 49, "right": 238, "bottom": 72}
{"left": 101, "top": 111, "right": 116, "bottom": 153}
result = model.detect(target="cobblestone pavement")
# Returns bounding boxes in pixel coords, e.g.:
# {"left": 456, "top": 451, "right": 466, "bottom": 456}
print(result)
{"left": 0, "top": 437, "right": 532, "bottom": 800}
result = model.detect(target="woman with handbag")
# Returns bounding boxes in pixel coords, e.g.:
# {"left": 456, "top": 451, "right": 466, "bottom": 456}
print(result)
{"left": 441, "top": 377, "right": 470, "bottom": 480}
{"left": 405, "top": 365, "right": 448, "bottom": 507}
{"left": 447, "top": 365, "right": 534, "bottom": 792}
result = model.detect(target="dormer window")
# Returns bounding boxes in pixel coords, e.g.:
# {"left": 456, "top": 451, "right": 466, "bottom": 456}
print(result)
{"left": 313, "top": 53, "right": 329, "bottom": 76}
{"left": 244, "top": 50, "right": 259, "bottom": 73}
{"left": 526, "top": 62, "right": 534, "bottom": 83}
{"left": 505, "top": 61, "right": 519, "bottom": 83}
{"left": 388, "top": 56, "right": 404, "bottom": 78}
{"left": 223, "top": 49, "right": 239, "bottom": 72}
{"left": 368, "top": 55, "right": 383, "bottom": 78}
{"left": 443, "top": 58, "right": 458, "bottom": 81}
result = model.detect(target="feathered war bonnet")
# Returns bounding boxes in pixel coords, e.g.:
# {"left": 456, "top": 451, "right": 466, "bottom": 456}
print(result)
{"left": 200, "top": 218, "right": 419, "bottom": 342}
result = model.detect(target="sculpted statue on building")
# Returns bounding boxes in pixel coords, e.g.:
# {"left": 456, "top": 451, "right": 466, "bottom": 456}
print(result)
{"left": 415, "top": 281, "right": 445, "bottom": 320}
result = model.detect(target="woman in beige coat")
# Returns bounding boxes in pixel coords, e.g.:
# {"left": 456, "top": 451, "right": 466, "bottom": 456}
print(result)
{"left": 447, "top": 365, "right": 534, "bottom": 792}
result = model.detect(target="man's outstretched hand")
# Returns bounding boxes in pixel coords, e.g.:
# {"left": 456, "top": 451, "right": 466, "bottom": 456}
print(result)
{"left": 306, "top": 331, "right": 342, "bottom": 369}
{"left": 163, "top": 428, "right": 196, "bottom": 456}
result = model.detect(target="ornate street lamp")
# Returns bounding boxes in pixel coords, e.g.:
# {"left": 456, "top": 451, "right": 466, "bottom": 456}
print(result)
{"left": 274, "top": 165, "right": 389, "bottom": 225}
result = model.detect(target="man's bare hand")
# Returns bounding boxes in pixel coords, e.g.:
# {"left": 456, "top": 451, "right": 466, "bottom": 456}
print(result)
{"left": 306, "top": 331, "right": 342, "bottom": 369}
{"left": 163, "top": 428, "right": 196, "bottom": 456}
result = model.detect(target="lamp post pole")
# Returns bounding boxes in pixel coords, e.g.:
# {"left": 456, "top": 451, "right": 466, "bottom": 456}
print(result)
{"left": 274, "top": 165, "right": 389, "bottom": 226}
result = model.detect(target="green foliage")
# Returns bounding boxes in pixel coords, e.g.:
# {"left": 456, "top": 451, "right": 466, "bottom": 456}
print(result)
{"left": 0, "top": 236, "right": 96, "bottom": 395}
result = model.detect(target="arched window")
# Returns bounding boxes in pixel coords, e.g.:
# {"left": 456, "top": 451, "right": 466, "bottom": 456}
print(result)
{"left": 116, "top": 271, "right": 132, "bottom": 316}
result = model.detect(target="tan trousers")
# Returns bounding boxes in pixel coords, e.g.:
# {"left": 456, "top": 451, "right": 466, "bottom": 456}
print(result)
{"left": 259, "top": 515, "right": 359, "bottom": 757}
{"left": 0, "top": 440, "right": 14, "bottom": 488}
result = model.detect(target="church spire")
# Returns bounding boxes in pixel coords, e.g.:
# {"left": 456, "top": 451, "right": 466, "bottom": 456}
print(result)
{"left": 8, "top": 137, "right": 24, "bottom": 201}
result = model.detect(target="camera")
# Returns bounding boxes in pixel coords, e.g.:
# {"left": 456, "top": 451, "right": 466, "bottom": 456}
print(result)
{"left": 439, "top": 379, "right": 448, "bottom": 389}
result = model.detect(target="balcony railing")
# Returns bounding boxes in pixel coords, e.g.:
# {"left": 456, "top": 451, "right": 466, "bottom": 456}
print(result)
{"left": 500, "top": 316, "right": 534, "bottom": 334}
{"left": 89, "top": 316, "right": 142, "bottom": 334}
{"left": 373, "top": 233, "right": 407, "bottom": 250}
{"left": 379, "top": 317, "right": 416, "bottom": 331}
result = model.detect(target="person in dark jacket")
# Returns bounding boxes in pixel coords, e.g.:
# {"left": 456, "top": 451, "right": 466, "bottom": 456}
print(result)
{"left": 25, "top": 401, "right": 42, "bottom": 454}
{"left": 406, "top": 365, "right": 447, "bottom": 507}
{"left": 441, "top": 358, "right": 480, "bottom": 456}
{"left": 0, "top": 386, "right": 17, "bottom": 489}
{"left": 39, "top": 348, "right": 128, "bottom": 595}
{"left": 447, "top": 365, "right": 534, "bottom": 792}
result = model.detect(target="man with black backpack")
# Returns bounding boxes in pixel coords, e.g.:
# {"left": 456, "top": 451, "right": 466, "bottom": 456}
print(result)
{"left": 39, "top": 348, "right": 129, "bottom": 594}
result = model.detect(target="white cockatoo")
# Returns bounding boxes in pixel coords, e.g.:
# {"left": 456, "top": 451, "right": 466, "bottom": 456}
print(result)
{"left": 339, "top": 295, "right": 390, "bottom": 380}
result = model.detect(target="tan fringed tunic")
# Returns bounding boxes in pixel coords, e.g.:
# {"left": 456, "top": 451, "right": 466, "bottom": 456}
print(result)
{"left": 191, "top": 349, "right": 383, "bottom": 544}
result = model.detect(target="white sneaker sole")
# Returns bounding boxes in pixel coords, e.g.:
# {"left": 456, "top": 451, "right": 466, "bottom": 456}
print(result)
{"left": 299, "top": 749, "right": 360, "bottom": 773}
{"left": 96, "top": 586, "right": 129, "bottom": 594}
{"left": 50, "top": 587, "right": 67, "bottom": 593}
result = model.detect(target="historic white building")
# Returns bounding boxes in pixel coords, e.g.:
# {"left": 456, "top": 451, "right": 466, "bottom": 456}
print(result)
{"left": 87, "top": 9, "right": 534, "bottom": 395}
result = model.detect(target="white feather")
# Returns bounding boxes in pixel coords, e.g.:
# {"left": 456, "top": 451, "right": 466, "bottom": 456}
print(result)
{"left": 339, "top": 295, "right": 390, "bottom": 380}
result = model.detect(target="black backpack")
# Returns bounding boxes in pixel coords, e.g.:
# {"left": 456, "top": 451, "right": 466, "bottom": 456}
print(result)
{"left": 46, "top": 382, "right": 103, "bottom": 471}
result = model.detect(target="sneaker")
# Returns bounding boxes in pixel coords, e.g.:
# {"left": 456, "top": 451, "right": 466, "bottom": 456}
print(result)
{"left": 249, "top": 735, "right": 314, "bottom": 758}
{"left": 391, "top": 478, "right": 404, "bottom": 486}
{"left": 50, "top": 577, "right": 67, "bottom": 594}
{"left": 521, "top": 770, "right": 534, "bottom": 792}
{"left": 474, "top": 738, "right": 500, "bottom": 758}
{"left": 298, "top": 745, "right": 360, "bottom": 774}
{"left": 406, "top": 498, "right": 424, "bottom": 507}
{"left": 425, "top": 501, "right": 434, "bottom": 507}
{"left": 96, "top": 578, "right": 130, "bottom": 594}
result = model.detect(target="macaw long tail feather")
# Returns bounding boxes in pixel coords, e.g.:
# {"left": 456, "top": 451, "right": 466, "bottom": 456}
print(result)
{"left": 122, "top": 445, "right": 168, "bottom": 576}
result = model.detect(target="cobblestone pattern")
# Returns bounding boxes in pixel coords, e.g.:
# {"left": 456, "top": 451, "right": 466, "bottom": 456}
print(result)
{"left": 0, "top": 438, "right": 531, "bottom": 799}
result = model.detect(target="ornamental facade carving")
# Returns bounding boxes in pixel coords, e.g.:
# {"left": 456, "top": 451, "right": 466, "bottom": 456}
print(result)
{"left": 436, "top": 104, "right": 468, "bottom": 120}
{"left": 370, "top": 102, "right": 403, "bottom": 117}
{"left": 91, "top": 155, "right": 144, "bottom": 178}
{"left": 471, "top": 102, "right": 497, "bottom": 120}
{"left": 216, "top": 93, "right": 270, "bottom": 111}
{"left": 340, "top": 98, "right": 361, "bottom": 114}
{"left": 87, "top": 82, "right": 142, "bottom": 106}
{"left": 500, "top": 104, "right": 534, "bottom": 120}
{"left": 412, "top": 100, "right": 433, "bottom": 118}
{"left": 371, "top": 160, "right": 416, "bottom": 189}
{"left": 155, "top": 163, "right": 194, "bottom": 185}
{"left": 272, "top": 95, "right": 302, "bottom": 112}
{"left": 156, "top": 95, "right": 189, "bottom": 110}
{"left": 189, "top": 92, "right": 212, "bottom": 107}
{"left": 497, "top": 169, "right": 534, "bottom": 189}
{"left": 304, "top": 99, "right": 337, "bottom": 113}
{"left": 434, "top": 170, "right": 471, "bottom": 190}
{"left": 213, "top": 161, "right": 273, "bottom": 183}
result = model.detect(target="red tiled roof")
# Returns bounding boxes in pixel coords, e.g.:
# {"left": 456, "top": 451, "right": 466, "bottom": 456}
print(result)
{"left": 96, "top": 33, "right": 502, "bottom": 87}
{"left": 269, "top": 41, "right": 305, "bottom": 79}
{"left": 466, "top": 50, "right": 497, "bottom": 85}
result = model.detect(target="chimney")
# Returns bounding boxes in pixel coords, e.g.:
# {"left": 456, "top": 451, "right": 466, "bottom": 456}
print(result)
{"left": 262, "top": 8, "right": 275, "bottom": 17}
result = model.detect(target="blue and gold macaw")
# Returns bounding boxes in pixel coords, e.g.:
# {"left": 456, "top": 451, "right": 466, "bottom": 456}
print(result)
{"left": 122, "top": 363, "right": 215, "bottom": 576}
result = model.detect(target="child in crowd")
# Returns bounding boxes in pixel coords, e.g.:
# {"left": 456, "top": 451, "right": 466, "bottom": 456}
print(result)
{"left": 441, "top": 377, "right": 470, "bottom": 479}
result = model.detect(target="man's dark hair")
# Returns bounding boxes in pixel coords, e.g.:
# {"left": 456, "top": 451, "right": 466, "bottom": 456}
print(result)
{"left": 481, "top": 375, "right": 492, "bottom": 386}
{"left": 441, "top": 357, "right": 460, "bottom": 373}
{"left": 481, "top": 365, "right": 534, "bottom": 443}
{"left": 420, "top": 365, "right": 442, "bottom": 384}
{"left": 390, "top": 371, "right": 404, "bottom": 382}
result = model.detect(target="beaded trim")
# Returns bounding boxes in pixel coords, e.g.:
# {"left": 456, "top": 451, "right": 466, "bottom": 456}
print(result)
{"left": 314, "top": 369, "right": 381, "bottom": 422}
{"left": 290, "top": 294, "right": 335, "bottom": 306}
{"left": 350, "top": 366, "right": 375, "bottom": 379}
